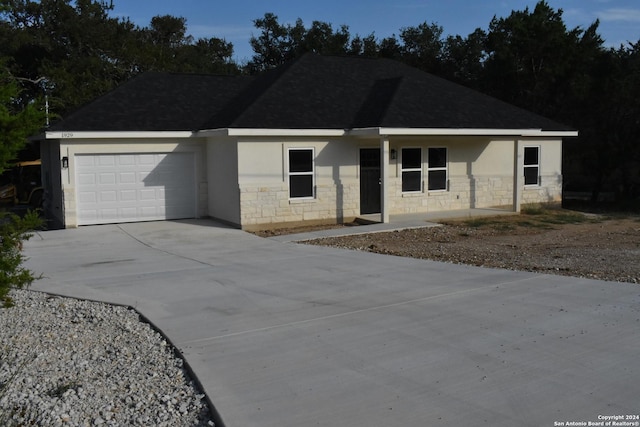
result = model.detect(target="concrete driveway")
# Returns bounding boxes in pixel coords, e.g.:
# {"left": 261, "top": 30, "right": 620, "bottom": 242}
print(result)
{"left": 24, "top": 219, "right": 640, "bottom": 427}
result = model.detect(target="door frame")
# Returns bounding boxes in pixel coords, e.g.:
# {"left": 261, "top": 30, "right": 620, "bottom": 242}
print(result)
{"left": 359, "top": 148, "right": 381, "bottom": 214}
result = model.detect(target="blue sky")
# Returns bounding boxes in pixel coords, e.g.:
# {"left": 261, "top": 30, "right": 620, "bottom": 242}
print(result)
{"left": 112, "top": 0, "right": 640, "bottom": 62}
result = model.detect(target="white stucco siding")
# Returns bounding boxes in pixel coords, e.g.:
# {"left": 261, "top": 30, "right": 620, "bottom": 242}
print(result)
{"left": 385, "top": 136, "right": 563, "bottom": 215}
{"left": 539, "top": 139, "right": 563, "bottom": 175}
{"left": 467, "top": 139, "right": 515, "bottom": 176}
{"left": 521, "top": 138, "right": 563, "bottom": 204}
{"left": 237, "top": 138, "right": 360, "bottom": 228}
{"left": 207, "top": 137, "right": 240, "bottom": 226}
{"left": 58, "top": 138, "right": 206, "bottom": 227}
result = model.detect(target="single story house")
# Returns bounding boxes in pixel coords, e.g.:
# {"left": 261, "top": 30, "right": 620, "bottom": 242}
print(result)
{"left": 39, "top": 53, "right": 577, "bottom": 229}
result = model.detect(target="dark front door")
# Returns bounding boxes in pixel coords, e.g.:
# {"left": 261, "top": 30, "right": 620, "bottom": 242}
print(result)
{"left": 360, "top": 148, "right": 381, "bottom": 214}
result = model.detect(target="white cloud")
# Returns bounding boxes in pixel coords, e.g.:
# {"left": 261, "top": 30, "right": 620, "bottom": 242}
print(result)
{"left": 598, "top": 8, "right": 640, "bottom": 23}
{"left": 563, "top": 8, "right": 593, "bottom": 23}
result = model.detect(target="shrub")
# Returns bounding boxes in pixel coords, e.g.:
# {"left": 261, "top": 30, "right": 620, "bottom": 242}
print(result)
{"left": 0, "top": 210, "right": 43, "bottom": 307}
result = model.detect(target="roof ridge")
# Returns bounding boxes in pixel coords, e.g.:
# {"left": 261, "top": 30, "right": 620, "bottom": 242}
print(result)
{"left": 199, "top": 56, "right": 306, "bottom": 129}
{"left": 351, "top": 76, "right": 404, "bottom": 128}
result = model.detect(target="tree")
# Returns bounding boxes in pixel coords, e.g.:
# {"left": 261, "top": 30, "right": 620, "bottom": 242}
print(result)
{"left": 246, "top": 13, "right": 355, "bottom": 73}
{"left": 378, "top": 35, "right": 402, "bottom": 60}
{"left": 570, "top": 41, "right": 640, "bottom": 202}
{"left": 0, "top": 66, "right": 45, "bottom": 173}
{"left": 0, "top": 211, "right": 43, "bottom": 307}
{"left": 0, "top": 67, "right": 45, "bottom": 309}
{"left": 440, "top": 28, "right": 487, "bottom": 86}
{"left": 348, "top": 32, "right": 378, "bottom": 57}
{"left": 246, "top": 13, "right": 290, "bottom": 73}
{"left": 0, "top": 1, "right": 239, "bottom": 119}
{"left": 399, "top": 22, "right": 444, "bottom": 73}
{"left": 481, "top": 1, "right": 599, "bottom": 119}
{"left": 0, "top": 0, "right": 140, "bottom": 116}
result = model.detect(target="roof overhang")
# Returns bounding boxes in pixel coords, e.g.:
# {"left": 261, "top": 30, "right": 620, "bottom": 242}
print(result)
{"left": 43, "top": 131, "right": 196, "bottom": 140}
{"left": 349, "top": 127, "right": 578, "bottom": 138}
{"left": 197, "top": 128, "right": 347, "bottom": 137}
{"left": 41, "top": 127, "right": 579, "bottom": 140}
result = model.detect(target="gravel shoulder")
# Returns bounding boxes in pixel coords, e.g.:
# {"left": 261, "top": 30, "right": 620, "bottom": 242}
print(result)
{"left": 0, "top": 290, "right": 216, "bottom": 427}
{"left": 302, "top": 210, "right": 640, "bottom": 284}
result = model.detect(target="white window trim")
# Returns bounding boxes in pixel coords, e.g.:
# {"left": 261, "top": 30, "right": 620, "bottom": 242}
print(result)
{"left": 288, "top": 147, "right": 315, "bottom": 200}
{"left": 523, "top": 146, "right": 541, "bottom": 187}
{"left": 401, "top": 147, "right": 423, "bottom": 193}
{"left": 427, "top": 147, "right": 448, "bottom": 192}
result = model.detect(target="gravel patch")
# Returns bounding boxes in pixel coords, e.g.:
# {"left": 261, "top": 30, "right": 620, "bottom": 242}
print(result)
{"left": 303, "top": 215, "right": 640, "bottom": 284}
{"left": 0, "top": 289, "right": 216, "bottom": 426}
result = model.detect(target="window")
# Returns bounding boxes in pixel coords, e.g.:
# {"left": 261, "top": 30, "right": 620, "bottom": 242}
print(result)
{"left": 524, "top": 146, "right": 540, "bottom": 186}
{"left": 401, "top": 148, "right": 422, "bottom": 192}
{"left": 289, "top": 149, "right": 314, "bottom": 198}
{"left": 427, "top": 147, "right": 447, "bottom": 191}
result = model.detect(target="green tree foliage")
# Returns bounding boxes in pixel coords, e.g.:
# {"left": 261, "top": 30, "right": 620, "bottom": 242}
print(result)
{"left": 0, "top": 0, "right": 239, "bottom": 118}
{"left": 246, "top": 13, "right": 354, "bottom": 73}
{"left": 0, "top": 210, "right": 43, "bottom": 307}
{"left": 399, "top": 22, "right": 444, "bottom": 73}
{"left": 482, "top": 1, "right": 600, "bottom": 118}
{"left": 570, "top": 42, "right": 640, "bottom": 201}
{"left": 0, "top": 66, "right": 44, "bottom": 173}
{"left": 440, "top": 29, "right": 487, "bottom": 86}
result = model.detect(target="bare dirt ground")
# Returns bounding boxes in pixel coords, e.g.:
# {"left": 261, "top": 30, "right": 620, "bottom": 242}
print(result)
{"left": 259, "top": 209, "right": 640, "bottom": 284}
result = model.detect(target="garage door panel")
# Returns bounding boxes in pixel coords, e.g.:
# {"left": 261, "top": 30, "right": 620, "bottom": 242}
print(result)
{"left": 120, "top": 190, "right": 136, "bottom": 201}
{"left": 99, "top": 173, "right": 116, "bottom": 185}
{"left": 76, "top": 153, "right": 196, "bottom": 225}
{"left": 76, "top": 156, "right": 96, "bottom": 167}
{"left": 120, "top": 172, "right": 136, "bottom": 184}
{"left": 77, "top": 173, "right": 96, "bottom": 186}
{"left": 78, "top": 192, "right": 97, "bottom": 203}
{"left": 98, "top": 156, "right": 116, "bottom": 166}
{"left": 119, "top": 155, "right": 135, "bottom": 165}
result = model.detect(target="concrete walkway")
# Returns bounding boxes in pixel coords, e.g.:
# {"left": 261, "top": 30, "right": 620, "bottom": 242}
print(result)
{"left": 269, "top": 208, "right": 515, "bottom": 242}
{"left": 23, "top": 219, "right": 640, "bottom": 427}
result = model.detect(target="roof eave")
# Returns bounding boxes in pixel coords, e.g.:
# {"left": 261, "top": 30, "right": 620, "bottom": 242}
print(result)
{"left": 197, "top": 128, "right": 348, "bottom": 137}
{"left": 349, "top": 127, "right": 578, "bottom": 138}
{"left": 43, "top": 127, "right": 579, "bottom": 140}
{"left": 44, "top": 130, "right": 197, "bottom": 140}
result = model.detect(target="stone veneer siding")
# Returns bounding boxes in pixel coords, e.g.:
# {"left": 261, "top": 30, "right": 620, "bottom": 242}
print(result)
{"left": 522, "top": 174, "right": 563, "bottom": 204}
{"left": 239, "top": 173, "right": 562, "bottom": 227}
{"left": 239, "top": 182, "right": 360, "bottom": 227}
{"left": 389, "top": 174, "right": 517, "bottom": 213}
{"left": 388, "top": 173, "right": 561, "bottom": 214}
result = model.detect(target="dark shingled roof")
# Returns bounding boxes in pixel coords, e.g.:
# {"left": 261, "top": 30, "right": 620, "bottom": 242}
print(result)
{"left": 49, "top": 73, "right": 255, "bottom": 132}
{"left": 49, "top": 53, "right": 571, "bottom": 132}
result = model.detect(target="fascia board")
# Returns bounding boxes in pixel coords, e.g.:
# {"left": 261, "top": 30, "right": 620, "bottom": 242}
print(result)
{"left": 197, "top": 128, "right": 347, "bottom": 137}
{"left": 349, "top": 127, "right": 578, "bottom": 138}
{"left": 44, "top": 131, "right": 196, "bottom": 140}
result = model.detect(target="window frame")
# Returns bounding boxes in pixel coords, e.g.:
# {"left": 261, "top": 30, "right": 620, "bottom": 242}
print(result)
{"left": 288, "top": 148, "right": 315, "bottom": 200}
{"left": 401, "top": 147, "right": 423, "bottom": 193}
{"left": 523, "top": 146, "right": 540, "bottom": 187}
{"left": 427, "top": 147, "right": 448, "bottom": 192}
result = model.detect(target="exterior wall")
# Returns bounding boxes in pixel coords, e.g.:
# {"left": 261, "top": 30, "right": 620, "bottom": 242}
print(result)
{"left": 40, "top": 140, "right": 64, "bottom": 229}
{"left": 207, "top": 137, "right": 241, "bottom": 226}
{"left": 235, "top": 135, "right": 563, "bottom": 229}
{"left": 384, "top": 136, "right": 563, "bottom": 215}
{"left": 57, "top": 138, "right": 207, "bottom": 228}
{"left": 521, "top": 138, "right": 563, "bottom": 205}
{"left": 49, "top": 133, "right": 563, "bottom": 229}
{"left": 236, "top": 137, "right": 360, "bottom": 228}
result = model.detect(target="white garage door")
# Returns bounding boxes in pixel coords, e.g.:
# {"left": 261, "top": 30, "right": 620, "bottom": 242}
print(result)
{"left": 76, "top": 153, "right": 196, "bottom": 225}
